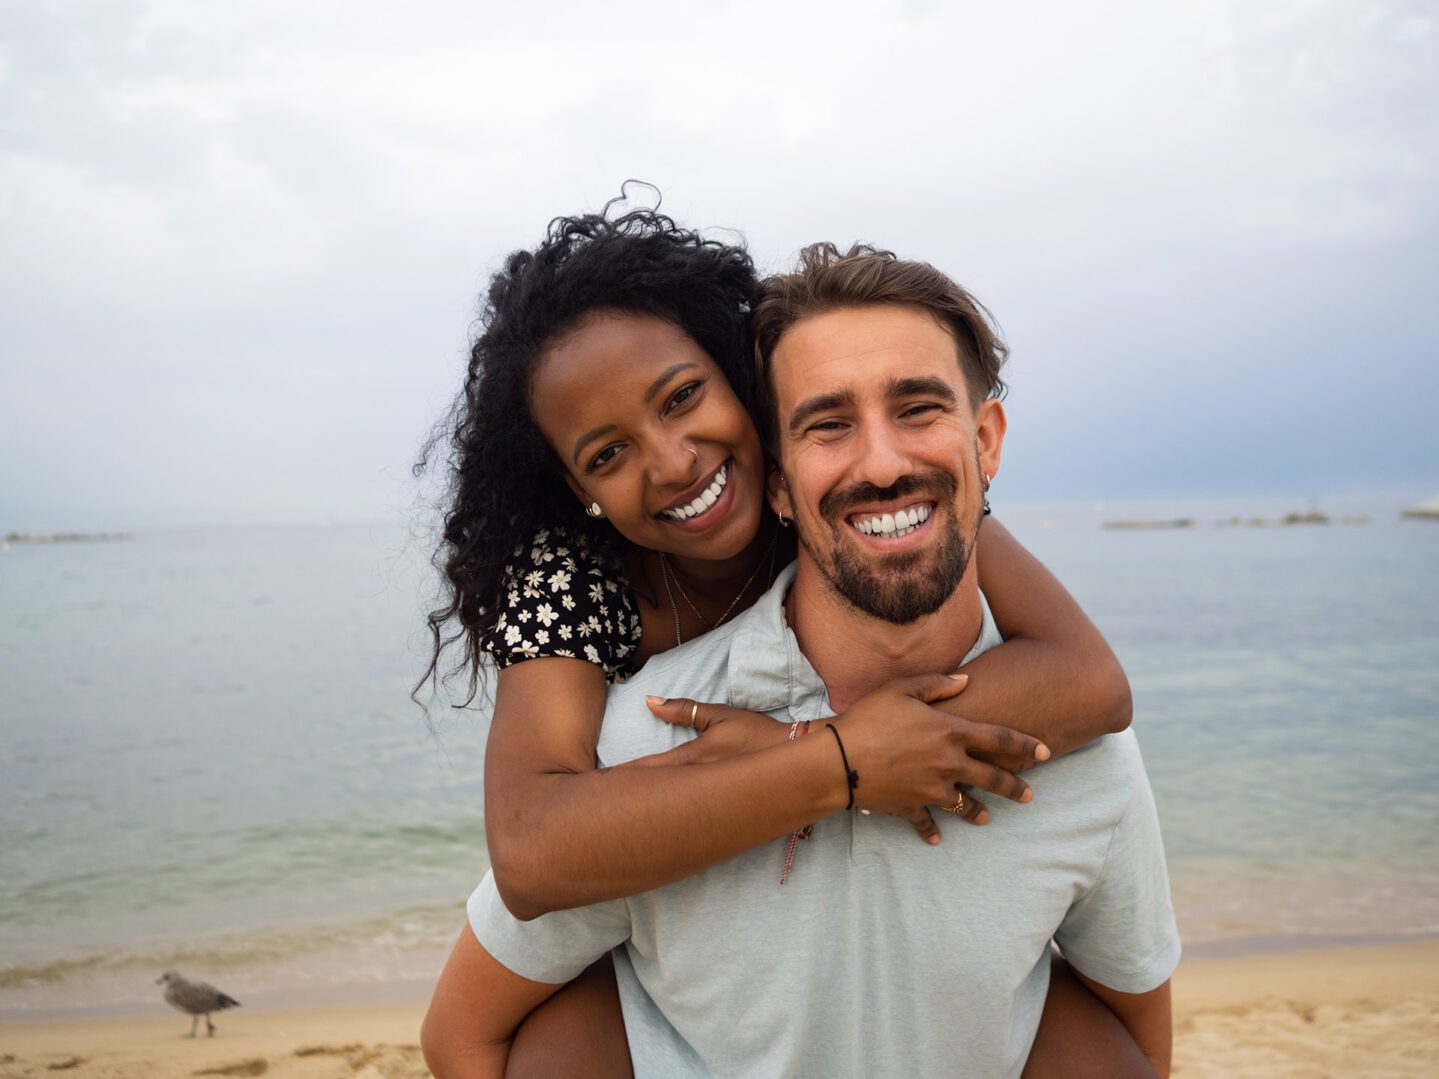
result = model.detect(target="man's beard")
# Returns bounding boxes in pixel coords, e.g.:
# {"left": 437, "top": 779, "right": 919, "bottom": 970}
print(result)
{"left": 799, "top": 468, "right": 978, "bottom": 626}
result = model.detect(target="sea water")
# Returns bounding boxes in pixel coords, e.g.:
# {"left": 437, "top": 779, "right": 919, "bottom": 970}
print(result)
{"left": 1, "top": 504, "right": 1436, "bottom": 1014}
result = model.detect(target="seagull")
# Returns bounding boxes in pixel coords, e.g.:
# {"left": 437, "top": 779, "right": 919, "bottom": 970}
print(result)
{"left": 156, "top": 970, "right": 241, "bottom": 1037}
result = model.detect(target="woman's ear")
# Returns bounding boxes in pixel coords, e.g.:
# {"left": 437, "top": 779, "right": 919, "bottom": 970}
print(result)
{"left": 975, "top": 399, "right": 1006, "bottom": 484}
{"left": 564, "top": 473, "right": 598, "bottom": 516}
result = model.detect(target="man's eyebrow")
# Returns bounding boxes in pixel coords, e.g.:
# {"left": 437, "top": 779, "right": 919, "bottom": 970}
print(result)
{"left": 786, "top": 390, "right": 857, "bottom": 436}
{"left": 643, "top": 362, "right": 700, "bottom": 405}
{"left": 571, "top": 424, "right": 618, "bottom": 467}
{"left": 887, "top": 375, "right": 960, "bottom": 403}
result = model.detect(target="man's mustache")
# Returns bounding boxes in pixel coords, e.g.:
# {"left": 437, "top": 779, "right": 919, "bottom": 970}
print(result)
{"left": 818, "top": 471, "right": 958, "bottom": 520}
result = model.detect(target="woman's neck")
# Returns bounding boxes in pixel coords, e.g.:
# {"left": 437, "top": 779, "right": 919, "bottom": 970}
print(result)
{"left": 665, "top": 518, "right": 778, "bottom": 598}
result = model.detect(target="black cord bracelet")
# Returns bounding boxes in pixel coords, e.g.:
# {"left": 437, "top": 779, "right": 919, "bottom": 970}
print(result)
{"left": 825, "top": 722, "right": 860, "bottom": 810}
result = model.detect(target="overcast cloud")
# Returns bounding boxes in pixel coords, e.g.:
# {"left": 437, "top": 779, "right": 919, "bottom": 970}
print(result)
{"left": 2, "top": 0, "right": 1435, "bottom": 529}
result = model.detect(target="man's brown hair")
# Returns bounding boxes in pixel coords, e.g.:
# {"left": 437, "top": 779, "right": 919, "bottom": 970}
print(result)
{"left": 751, "top": 242, "right": 1008, "bottom": 448}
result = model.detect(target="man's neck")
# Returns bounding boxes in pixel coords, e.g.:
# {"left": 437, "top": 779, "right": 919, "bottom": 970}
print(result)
{"left": 786, "top": 558, "right": 984, "bottom": 713}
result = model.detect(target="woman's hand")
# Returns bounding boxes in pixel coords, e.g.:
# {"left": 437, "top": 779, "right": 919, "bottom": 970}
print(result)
{"left": 637, "top": 674, "right": 1049, "bottom": 844}
{"left": 632, "top": 697, "right": 790, "bottom": 765}
{"left": 831, "top": 672, "right": 1050, "bottom": 837}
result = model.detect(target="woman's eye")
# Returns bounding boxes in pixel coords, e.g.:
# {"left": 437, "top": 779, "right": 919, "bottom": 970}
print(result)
{"left": 588, "top": 445, "right": 621, "bottom": 471}
{"left": 666, "top": 381, "right": 703, "bottom": 412}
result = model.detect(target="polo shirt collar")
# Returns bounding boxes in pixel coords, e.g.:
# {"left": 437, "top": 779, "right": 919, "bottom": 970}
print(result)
{"left": 726, "top": 562, "right": 830, "bottom": 722}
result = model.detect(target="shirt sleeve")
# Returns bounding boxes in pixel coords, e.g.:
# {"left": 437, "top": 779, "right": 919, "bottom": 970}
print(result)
{"left": 1053, "top": 754, "right": 1183, "bottom": 993}
{"left": 467, "top": 870, "right": 632, "bottom": 984}
{"left": 478, "top": 527, "right": 642, "bottom": 683}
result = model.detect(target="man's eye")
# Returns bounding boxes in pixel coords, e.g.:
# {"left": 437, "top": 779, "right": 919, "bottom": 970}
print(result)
{"left": 901, "top": 403, "right": 941, "bottom": 419}
{"left": 808, "top": 420, "right": 848, "bottom": 436}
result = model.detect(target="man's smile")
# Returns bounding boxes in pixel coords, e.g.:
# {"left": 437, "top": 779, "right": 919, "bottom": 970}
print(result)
{"left": 847, "top": 501, "right": 935, "bottom": 540}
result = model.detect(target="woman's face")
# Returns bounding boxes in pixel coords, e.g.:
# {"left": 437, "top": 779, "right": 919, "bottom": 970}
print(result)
{"left": 529, "top": 310, "right": 767, "bottom": 562}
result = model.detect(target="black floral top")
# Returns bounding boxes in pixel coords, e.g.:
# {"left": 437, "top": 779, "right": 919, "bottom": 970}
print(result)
{"left": 478, "top": 527, "right": 643, "bottom": 683}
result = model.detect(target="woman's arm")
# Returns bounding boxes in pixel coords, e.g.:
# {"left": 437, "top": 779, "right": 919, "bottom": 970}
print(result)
{"left": 484, "top": 519, "right": 1122, "bottom": 919}
{"left": 958, "top": 517, "right": 1132, "bottom": 757}
{"left": 484, "top": 659, "right": 1044, "bottom": 920}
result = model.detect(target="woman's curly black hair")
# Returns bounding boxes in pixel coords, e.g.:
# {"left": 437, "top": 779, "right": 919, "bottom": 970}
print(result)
{"left": 415, "top": 194, "right": 761, "bottom": 707}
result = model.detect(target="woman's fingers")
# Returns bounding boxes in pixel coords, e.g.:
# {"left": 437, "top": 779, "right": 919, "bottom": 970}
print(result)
{"left": 953, "top": 757, "right": 1034, "bottom": 803}
{"left": 645, "top": 695, "right": 725, "bottom": 732}
{"left": 904, "top": 807, "right": 942, "bottom": 845}
{"left": 893, "top": 672, "right": 969, "bottom": 705}
{"left": 943, "top": 786, "right": 991, "bottom": 825}
{"left": 954, "top": 718, "right": 1050, "bottom": 763}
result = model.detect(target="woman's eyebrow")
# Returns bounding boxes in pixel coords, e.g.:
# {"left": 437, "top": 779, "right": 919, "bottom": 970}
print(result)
{"left": 643, "top": 362, "right": 700, "bottom": 404}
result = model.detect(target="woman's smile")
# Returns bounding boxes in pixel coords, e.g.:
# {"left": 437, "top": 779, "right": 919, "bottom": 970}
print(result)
{"left": 658, "top": 459, "right": 735, "bottom": 529}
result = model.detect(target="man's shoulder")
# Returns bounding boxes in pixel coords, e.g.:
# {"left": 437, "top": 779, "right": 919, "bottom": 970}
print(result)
{"left": 1033, "top": 728, "right": 1152, "bottom": 818}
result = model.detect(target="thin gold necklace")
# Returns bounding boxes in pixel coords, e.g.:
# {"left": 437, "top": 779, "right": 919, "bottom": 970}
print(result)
{"left": 659, "top": 529, "right": 779, "bottom": 647}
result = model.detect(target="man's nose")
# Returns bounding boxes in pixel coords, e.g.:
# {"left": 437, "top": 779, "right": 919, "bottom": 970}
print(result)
{"left": 848, "top": 421, "right": 911, "bottom": 491}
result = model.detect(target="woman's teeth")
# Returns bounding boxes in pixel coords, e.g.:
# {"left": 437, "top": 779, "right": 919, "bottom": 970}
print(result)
{"left": 853, "top": 504, "right": 932, "bottom": 538}
{"left": 662, "top": 464, "right": 728, "bottom": 520}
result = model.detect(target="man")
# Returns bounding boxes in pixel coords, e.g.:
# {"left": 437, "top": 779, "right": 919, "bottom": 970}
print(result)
{"left": 426, "top": 244, "right": 1180, "bottom": 1076}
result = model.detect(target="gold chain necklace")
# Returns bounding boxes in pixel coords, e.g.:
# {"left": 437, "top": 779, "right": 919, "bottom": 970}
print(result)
{"left": 659, "top": 529, "right": 779, "bottom": 648}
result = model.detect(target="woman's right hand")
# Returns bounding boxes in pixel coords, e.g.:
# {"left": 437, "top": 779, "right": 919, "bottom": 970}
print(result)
{"left": 833, "top": 672, "right": 1050, "bottom": 839}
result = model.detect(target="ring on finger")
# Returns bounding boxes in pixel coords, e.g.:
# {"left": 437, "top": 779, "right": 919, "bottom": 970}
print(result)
{"left": 944, "top": 790, "right": 966, "bottom": 815}
{"left": 689, "top": 701, "right": 699, "bottom": 728}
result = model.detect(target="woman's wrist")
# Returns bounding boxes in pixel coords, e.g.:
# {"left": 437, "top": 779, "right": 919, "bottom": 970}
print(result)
{"left": 791, "top": 725, "right": 851, "bottom": 817}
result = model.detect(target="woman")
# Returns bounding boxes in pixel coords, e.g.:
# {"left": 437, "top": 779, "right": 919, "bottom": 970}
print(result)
{"left": 419, "top": 203, "right": 1144, "bottom": 1076}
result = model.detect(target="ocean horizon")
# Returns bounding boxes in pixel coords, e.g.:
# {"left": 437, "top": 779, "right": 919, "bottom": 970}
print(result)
{"left": 3, "top": 496, "right": 1436, "bottom": 1017}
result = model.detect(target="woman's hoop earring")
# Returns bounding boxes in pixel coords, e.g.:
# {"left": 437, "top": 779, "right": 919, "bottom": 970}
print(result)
{"left": 777, "top": 514, "right": 791, "bottom": 528}
{"left": 585, "top": 502, "right": 604, "bottom": 518}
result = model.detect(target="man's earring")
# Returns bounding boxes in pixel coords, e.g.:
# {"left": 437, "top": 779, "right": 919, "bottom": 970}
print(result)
{"left": 982, "top": 473, "right": 992, "bottom": 518}
{"left": 585, "top": 502, "right": 604, "bottom": 518}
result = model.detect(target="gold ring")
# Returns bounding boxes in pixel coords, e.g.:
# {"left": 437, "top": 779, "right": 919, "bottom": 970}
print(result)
{"left": 944, "top": 791, "right": 966, "bottom": 815}
{"left": 689, "top": 701, "right": 699, "bottom": 727}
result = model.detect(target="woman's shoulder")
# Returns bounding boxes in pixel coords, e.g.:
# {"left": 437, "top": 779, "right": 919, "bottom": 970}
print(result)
{"left": 480, "top": 526, "right": 642, "bottom": 682}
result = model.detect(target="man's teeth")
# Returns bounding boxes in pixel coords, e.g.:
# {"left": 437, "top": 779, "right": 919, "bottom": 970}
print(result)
{"left": 853, "top": 504, "right": 932, "bottom": 538}
{"left": 662, "top": 464, "right": 728, "bottom": 520}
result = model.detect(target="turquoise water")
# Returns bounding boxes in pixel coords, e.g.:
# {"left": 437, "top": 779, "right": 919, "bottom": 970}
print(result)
{"left": 1, "top": 505, "right": 1436, "bottom": 1014}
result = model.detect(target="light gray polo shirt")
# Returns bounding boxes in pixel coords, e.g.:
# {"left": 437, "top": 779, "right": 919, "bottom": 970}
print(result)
{"left": 470, "top": 564, "right": 1181, "bottom": 1078}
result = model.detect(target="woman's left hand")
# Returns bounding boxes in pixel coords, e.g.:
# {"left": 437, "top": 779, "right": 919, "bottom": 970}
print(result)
{"left": 626, "top": 696, "right": 789, "bottom": 766}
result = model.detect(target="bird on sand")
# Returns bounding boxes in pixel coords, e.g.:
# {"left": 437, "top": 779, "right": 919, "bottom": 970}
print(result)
{"left": 156, "top": 970, "right": 241, "bottom": 1037}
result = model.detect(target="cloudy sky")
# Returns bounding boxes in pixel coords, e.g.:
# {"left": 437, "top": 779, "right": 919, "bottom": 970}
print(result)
{"left": 2, "top": 0, "right": 1435, "bottom": 530}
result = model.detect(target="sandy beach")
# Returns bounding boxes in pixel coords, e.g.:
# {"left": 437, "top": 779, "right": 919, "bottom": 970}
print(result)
{"left": 2, "top": 940, "right": 1435, "bottom": 1077}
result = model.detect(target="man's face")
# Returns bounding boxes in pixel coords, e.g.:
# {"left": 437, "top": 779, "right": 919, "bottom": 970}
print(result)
{"left": 768, "top": 304, "right": 1005, "bottom": 624}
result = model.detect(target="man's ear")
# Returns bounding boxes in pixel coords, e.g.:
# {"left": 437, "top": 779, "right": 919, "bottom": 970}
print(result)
{"left": 766, "top": 466, "right": 793, "bottom": 521}
{"left": 976, "top": 399, "right": 1007, "bottom": 483}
